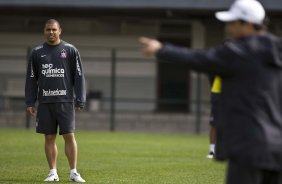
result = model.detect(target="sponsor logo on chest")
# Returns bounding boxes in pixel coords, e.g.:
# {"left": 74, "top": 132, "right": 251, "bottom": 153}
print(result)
{"left": 42, "top": 89, "right": 67, "bottom": 96}
{"left": 42, "top": 64, "right": 65, "bottom": 78}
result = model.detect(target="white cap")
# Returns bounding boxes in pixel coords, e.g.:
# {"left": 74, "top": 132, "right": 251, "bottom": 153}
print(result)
{"left": 215, "top": 0, "right": 265, "bottom": 25}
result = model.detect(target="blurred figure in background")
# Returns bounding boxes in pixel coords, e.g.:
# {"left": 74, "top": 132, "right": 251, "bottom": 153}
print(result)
{"left": 207, "top": 75, "right": 221, "bottom": 159}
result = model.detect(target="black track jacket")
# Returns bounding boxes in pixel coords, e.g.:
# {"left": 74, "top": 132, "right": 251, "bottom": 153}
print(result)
{"left": 157, "top": 33, "right": 282, "bottom": 170}
{"left": 25, "top": 40, "right": 86, "bottom": 108}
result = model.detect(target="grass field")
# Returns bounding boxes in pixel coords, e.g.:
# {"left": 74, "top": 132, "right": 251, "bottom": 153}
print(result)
{"left": 0, "top": 129, "right": 225, "bottom": 184}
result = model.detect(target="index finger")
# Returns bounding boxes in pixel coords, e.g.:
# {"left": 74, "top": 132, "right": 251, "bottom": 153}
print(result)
{"left": 139, "top": 37, "right": 152, "bottom": 45}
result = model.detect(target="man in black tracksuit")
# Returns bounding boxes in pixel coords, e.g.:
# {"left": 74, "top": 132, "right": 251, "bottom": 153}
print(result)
{"left": 140, "top": 0, "right": 282, "bottom": 183}
{"left": 25, "top": 19, "right": 86, "bottom": 182}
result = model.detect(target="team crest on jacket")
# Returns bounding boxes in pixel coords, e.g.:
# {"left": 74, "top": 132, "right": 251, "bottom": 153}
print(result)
{"left": 60, "top": 49, "right": 67, "bottom": 58}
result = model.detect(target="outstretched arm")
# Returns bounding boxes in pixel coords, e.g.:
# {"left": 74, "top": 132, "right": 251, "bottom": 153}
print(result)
{"left": 139, "top": 37, "right": 239, "bottom": 76}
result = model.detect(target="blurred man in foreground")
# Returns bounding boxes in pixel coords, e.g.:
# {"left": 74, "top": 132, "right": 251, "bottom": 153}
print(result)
{"left": 140, "top": 0, "right": 282, "bottom": 183}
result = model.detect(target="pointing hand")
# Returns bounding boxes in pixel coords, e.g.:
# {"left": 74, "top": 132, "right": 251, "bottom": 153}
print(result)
{"left": 139, "top": 37, "right": 162, "bottom": 56}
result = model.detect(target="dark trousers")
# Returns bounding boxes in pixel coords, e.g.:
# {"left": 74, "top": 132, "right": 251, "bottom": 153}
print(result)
{"left": 226, "top": 160, "right": 282, "bottom": 184}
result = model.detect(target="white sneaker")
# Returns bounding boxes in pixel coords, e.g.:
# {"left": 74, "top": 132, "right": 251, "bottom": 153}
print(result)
{"left": 44, "top": 173, "right": 59, "bottom": 182}
{"left": 69, "top": 172, "right": 86, "bottom": 183}
{"left": 206, "top": 151, "right": 215, "bottom": 159}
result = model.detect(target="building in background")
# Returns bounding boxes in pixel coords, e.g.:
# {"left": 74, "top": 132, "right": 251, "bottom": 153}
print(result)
{"left": 0, "top": 0, "right": 281, "bottom": 129}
